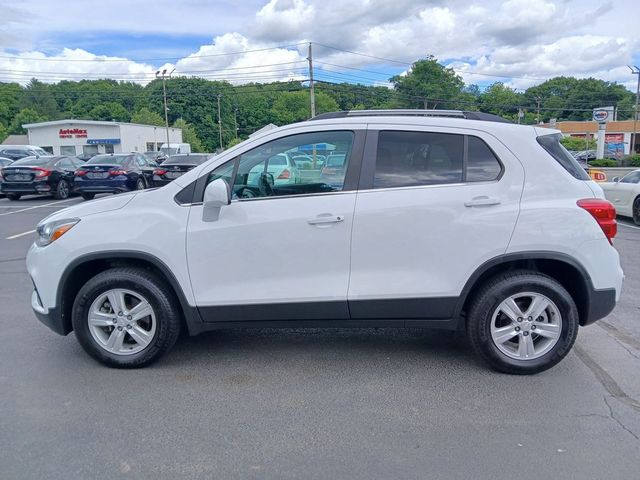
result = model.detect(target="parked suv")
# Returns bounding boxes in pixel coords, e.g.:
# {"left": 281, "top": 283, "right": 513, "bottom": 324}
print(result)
{"left": 26, "top": 110, "right": 623, "bottom": 373}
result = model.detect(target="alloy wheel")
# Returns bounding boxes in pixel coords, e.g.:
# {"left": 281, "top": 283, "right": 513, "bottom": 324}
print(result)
{"left": 490, "top": 292, "right": 562, "bottom": 360}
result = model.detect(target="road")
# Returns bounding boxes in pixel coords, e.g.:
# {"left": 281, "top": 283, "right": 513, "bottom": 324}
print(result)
{"left": 0, "top": 194, "right": 639, "bottom": 479}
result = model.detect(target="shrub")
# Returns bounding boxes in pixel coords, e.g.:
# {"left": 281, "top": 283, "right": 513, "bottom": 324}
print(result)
{"left": 628, "top": 154, "right": 640, "bottom": 167}
{"left": 589, "top": 159, "right": 618, "bottom": 167}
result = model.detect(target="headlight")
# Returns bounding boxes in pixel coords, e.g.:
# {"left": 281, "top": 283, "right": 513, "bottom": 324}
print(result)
{"left": 36, "top": 218, "right": 80, "bottom": 247}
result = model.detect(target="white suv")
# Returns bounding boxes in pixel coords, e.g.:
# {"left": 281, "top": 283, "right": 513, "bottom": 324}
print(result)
{"left": 26, "top": 110, "right": 623, "bottom": 374}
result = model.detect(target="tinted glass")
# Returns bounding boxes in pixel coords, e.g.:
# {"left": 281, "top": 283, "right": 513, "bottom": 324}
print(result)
{"left": 620, "top": 171, "right": 640, "bottom": 184}
{"left": 86, "top": 155, "right": 130, "bottom": 165}
{"left": 57, "top": 158, "right": 75, "bottom": 170}
{"left": 374, "top": 131, "right": 463, "bottom": 188}
{"left": 11, "top": 156, "right": 53, "bottom": 166}
{"left": 467, "top": 136, "right": 502, "bottom": 181}
{"left": 537, "top": 134, "right": 590, "bottom": 180}
{"left": 165, "top": 154, "right": 210, "bottom": 165}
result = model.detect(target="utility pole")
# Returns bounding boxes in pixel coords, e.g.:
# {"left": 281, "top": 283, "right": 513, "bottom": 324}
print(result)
{"left": 217, "top": 94, "right": 223, "bottom": 149}
{"left": 155, "top": 68, "right": 175, "bottom": 150}
{"left": 536, "top": 96, "right": 542, "bottom": 124}
{"left": 307, "top": 42, "right": 316, "bottom": 118}
{"left": 630, "top": 66, "right": 640, "bottom": 155}
{"left": 233, "top": 107, "right": 239, "bottom": 141}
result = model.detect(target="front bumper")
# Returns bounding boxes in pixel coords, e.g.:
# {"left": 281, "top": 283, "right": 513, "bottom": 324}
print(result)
{"left": 31, "top": 288, "right": 69, "bottom": 335}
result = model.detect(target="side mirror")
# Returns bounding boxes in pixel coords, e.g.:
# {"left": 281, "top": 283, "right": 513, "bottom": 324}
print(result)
{"left": 612, "top": 176, "right": 620, "bottom": 183}
{"left": 204, "top": 178, "right": 231, "bottom": 208}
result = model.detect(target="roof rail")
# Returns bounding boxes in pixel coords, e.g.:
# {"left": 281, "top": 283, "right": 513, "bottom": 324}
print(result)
{"left": 309, "top": 109, "right": 511, "bottom": 123}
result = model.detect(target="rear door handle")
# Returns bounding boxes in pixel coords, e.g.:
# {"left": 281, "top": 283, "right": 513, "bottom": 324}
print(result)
{"left": 307, "top": 214, "right": 345, "bottom": 225}
{"left": 464, "top": 196, "right": 501, "bottom": 207}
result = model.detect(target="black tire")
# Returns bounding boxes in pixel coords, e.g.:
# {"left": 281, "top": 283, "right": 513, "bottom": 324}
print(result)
{"left": 633, "top": 196, "right": 640, "bottom": 226}
{"left": 71, "top": 267, "right": 181, "bottom": 368}
{"left": 54, "top": 179, "right": 70, "bottom": 200}
{"left": 136, "top": 178, "right": 146, "bottom": 190}
{"left": 6, "top": 193, "right": 20, "bottom": 201}
{"left": 467, "top": 270, "right": 579, "bottom": 375}
{"left": 81, "top": 192, "right": 95, "bottom": 201}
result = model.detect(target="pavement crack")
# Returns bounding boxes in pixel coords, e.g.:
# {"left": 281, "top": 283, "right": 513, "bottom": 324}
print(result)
{"left": 573, "top": 344, "right": 640, "bottom": 412}
{"left": 604, "top": 395, "right": 640, "bottom": 441}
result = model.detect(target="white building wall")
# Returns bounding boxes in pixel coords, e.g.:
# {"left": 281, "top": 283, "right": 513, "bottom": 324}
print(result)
{"left": 119, "top": 124, "right": 182, "bottom": 153}
{"left": 28, "top": 123, "right": 120, "bottom": 156}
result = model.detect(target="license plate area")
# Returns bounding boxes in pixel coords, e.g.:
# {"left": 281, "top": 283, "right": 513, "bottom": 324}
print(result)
{"left": 166, "top": 171, "right": 183, "bottom": 179}
{"left": 7, "top": 174, "right": 31, "bottom": 181}
{"left": 87, "top": 172, "right": 109, "bottom": 179}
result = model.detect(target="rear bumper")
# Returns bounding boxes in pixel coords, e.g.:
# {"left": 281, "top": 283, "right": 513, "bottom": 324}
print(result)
{"left": 582, "top": 287, "right": 617, "bottom": 326}
{"left": 1, "top": 182, "right": 52, "bottom": 194}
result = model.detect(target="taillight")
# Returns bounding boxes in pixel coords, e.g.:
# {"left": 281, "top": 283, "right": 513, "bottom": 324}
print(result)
{"left": 75, "top": 170, "right": 87, "bottom": 176}
{"left": 577, "top": 198, "right": 617, "bottom": 244}
{"left": 277, "top": 169, "right": 290, "bottom": 179}
{"left": 110, "top": 169, "right": 128, "bottom": 176}
{"left": 33, "top": 168, "right": 52, "bottom": 178}
{"left": 154, "top": 168, "right": 167, "bottom": 175}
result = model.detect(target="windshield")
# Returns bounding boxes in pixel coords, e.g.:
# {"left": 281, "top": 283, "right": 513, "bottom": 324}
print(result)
{"left": 10, "top": 156, "right": 53, "bottom": 166}
{"left": 86, "top": 155, "right": 129, "bottom": 165}
{"left": 164, "top": 154, "right": 209, "bottom": 165}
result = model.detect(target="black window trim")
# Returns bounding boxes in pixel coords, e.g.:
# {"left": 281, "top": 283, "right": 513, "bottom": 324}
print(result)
{"left": 357, "top": 129, "right": 504, "bottom": 191}
{"left": 182, "top": 129, "right": 366, "bottom": 205}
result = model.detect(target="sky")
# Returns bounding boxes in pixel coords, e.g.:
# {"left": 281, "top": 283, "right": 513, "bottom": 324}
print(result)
{"left": 0, "top": 0, "right": 638, "bottom": 92}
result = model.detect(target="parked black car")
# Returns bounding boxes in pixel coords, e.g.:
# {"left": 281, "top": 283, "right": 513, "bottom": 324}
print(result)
{"left": 0, "top": 157, "right": 14, "bottom": 198}
{"left": 152, "top": 153, "right": 213, "bottom": 186}
{"left": 0, "top": 155, "right": 83, "bottom": 200}
{"left": 74, "top": 153, "right": 157, "bottom": 200}
{"left": 143, "top": 151, "right": 167, "bottom": 164}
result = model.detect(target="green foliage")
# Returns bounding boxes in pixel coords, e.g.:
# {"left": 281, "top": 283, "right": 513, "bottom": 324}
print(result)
{"left": 391, "top": 56, "right": 466, "bottom": 109}
{"left": 589, "top": 159, "right": 617, "bottom": 167}
{"left": 0, "top": 122, "right": 7, "bottom": 143}
{"left": 226, "top": 137, "right": 243, "bottom": 149}
{"left": 173, "top": 118, "right": 204, "bottom": 152}
{"left": 560, "top": 136, "right": 597, "bottom": 151}
{"left": 21, "top": 78, "right": 60, "bottom": 120}
{"left": 9, "top": 108, "right": 48, "bottom": 134}
{"left": 131, "top": 107, "right": 165, "bottom": 126}
{"left": 271, "top": 90, "right": 338, "bottom": 124}
{"left": 478, "top": 82, "right": 523, "bottom": 119}
{"left": 627, "top": 154, "right": 640, "bottom": 167}
{"left": 88, "top": 102, "right": 131, "bottom": 122}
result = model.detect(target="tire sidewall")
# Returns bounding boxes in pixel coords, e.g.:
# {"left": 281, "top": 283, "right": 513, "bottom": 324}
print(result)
{"left": 56, "top": 179, "right": 69, "bottom": 199}
{"left": 472, "top": 274, "right": 579, "bottom": 374}
{"left": 72, "top": 271, "right": 177, "bottom": 367}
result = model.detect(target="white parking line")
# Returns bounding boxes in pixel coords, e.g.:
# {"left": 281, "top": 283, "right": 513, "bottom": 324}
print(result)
{"left": 0, "top": 198, "right": 75, "bottom": 217}
{"left": 618, "top": 222, "right": 640, "bottom": 231}
{"left": 5, "top": 229, "right": 36, "bottom": 240}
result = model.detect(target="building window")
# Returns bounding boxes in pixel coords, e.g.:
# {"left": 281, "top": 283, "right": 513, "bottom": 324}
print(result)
{"left": 83, "top": 145, "right": 99, "bottom": 155}
{"left": 60, "top": 146, "right": 76, "bottom": 156}
{"left": 157, "top": 142, "right": 163, "bottom": 151}
{"left": 146, "top": 142, "right": 155, "bottom": 151}
{"left": 42, "top": 146, "right": 54, "bottom": 154}
{"left": 105, "top": 144, "right": 115, "bottom": 154}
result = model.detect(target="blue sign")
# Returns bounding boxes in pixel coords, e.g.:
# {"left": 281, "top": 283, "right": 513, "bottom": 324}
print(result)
{"left": 87, "top": 138, "right": 121, "bottom": 145}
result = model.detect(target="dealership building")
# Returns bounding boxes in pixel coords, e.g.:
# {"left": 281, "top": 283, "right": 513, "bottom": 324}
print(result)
{"left": 22, "top": 119, "right": 182, "bottom": 157}
{"left": 542, "top": 119, "right": 639, "bottom": 157}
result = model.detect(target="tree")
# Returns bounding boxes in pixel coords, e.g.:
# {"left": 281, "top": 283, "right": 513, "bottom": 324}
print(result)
{"left": 9, "top": 108, "right": 48, "bottom": 134}
{"left": 391, "top": 56, "right": 467, "bottom": 109}
{"left": 131, "top": 107, "right": 165, "bottom": 126}
{"left": 478, "top": 82, "right": 523, "bottom": 119}
{"left": 173, "top": 118, "right": 204, "bottom": 152}
{"left": 271, "top": 90, "right": 338, "bottom": 124}
{"left": 560, "top": 136, "right": 596, "bottom": 151}
{"left": 20, "top": 78, "right": 60, "bottom": 120}
{"left": 0, "top": 122, "right": 7, "bottom": 144}
{"left": 88, "top": 102, "right": 131, "bottom": 122}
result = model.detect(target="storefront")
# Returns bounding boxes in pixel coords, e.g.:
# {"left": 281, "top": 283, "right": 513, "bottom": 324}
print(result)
{"left": 23, "top": 119, "right": 182, "bottom": 156}
{"left": 543, "top": 120, "right": 639, "bottom": 157}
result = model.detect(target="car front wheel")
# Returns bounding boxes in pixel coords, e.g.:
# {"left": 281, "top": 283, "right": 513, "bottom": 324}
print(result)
{"left": 71, "top": 267, "right": 181, "bottom": 368}
{"left": 632, "top": 196, "right": 640, "bottom": 226}
{"left": 467, "top": 270, "right": 578, "bottom": 374}
{"left": 54, "top": 179, "right": 70, "bottom": 200}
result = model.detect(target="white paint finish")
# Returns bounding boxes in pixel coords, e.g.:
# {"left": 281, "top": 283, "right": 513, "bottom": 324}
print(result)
{"left": 600, "top": 172, "right": 640, "bottom": 218}
{"left": 349, "top": 127, "right": 524, "bottom": 299}
{"left": 186, "top": 193, "right": 356, "bottom": 306}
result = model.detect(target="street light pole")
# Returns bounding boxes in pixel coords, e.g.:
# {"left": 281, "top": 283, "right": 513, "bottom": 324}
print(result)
{"left": 156, "top": 68, "right": 175, "bottom": 151}
{"left": 217, "top": 94, "right": 223, "bottom": 149}
{"left": 233, "top": 107, "right": 239, "bottom": 141}
{"left": 630, "top": 66, "right": 640, "bottom": 155}
{"left": 307, "top": 42, "right": 316, "bottom": 118}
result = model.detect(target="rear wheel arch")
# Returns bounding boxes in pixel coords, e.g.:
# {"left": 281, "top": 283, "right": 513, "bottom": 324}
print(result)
{"left": 458, "top": 252, "right": 592, "bottom": 326}
{"left": 58, "top": 252, "right": 200, "bottom": 335}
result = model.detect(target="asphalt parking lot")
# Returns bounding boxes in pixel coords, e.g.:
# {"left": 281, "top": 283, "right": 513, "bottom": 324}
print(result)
{"left": 1, "top": 194, "right": 639, "bottom": 479}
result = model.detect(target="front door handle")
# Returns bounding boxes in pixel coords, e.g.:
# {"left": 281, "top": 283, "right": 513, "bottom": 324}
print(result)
{"left": 464, "top": 196, "right": 501, "bottom": 207}
{"left": 307, "top": 214, "right": 345, "bottom": 225}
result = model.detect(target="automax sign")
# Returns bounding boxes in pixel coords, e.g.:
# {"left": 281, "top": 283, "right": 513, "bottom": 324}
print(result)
{"left": 59, "top": 128, "right": 88, "bottom": 138}
{"left": 593, "top": 106, "right": 614, "bottom": 123}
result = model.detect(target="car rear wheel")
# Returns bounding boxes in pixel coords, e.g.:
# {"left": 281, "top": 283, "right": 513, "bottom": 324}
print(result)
{"left": 467, "top": 270, "right": 578, "bottom": 374}
{"left": 136, "top": 178, "right": 146, "bottom": 190}
{"left": 54, "top": 179, "right": 70, "bottom": 200}
{"left": 6, "top": 193, "right": 20, "bottom": 201}
{"left": 72, "top": 267, "right": 181, "bottom": 368}
{"left": 81, "top": 193, "right": 95, "bottom": 201}
{"left": 632, "top": 196, "right": 640, "bottom": 226}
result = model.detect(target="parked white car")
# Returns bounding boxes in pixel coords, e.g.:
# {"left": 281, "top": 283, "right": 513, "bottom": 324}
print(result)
{"left": 600, "top": 169, "right": 640, "bottom": 225}
{"left": 27, "top": 110, "right": 623, "bottom": 374}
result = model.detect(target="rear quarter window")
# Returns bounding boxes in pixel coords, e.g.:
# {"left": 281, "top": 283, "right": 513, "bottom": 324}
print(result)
{"left": 537, "top": 134, "right": 590, "bottom": 180}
